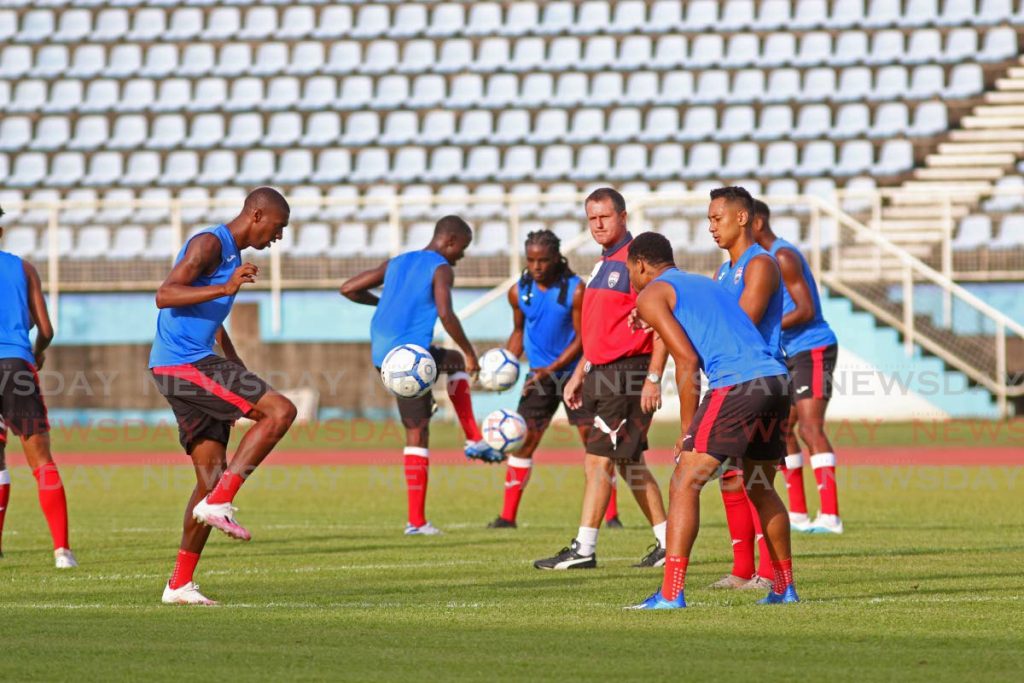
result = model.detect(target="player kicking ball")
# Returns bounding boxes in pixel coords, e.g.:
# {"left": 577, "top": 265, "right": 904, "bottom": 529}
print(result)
{"left": 751, "top": 200, "right": 843, "bottom": 534}
{"left": 488, "top": 229, "right": 623, "bottom": 529}
{"left": 624, "top": 232, "right": 798, "bottom": 609}
{"left": 0, "top": 204, "right": 76, "bottom": 568}
{"left": 708, "top": 187, "right": 785, "bottom": 591}
{"left": 342, "top": 216, "right": 503, "bottom": 536}
{"left": 150, "top": 188, "right": 297, "bottom": 605}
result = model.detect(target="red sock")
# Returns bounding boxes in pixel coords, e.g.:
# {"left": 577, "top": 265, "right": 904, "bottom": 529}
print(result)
{"left": 811, "top": 452, "right": 839, "bottom": 516}
{"left": 500, "top": 456, "right": 532, "bottom": 523}
{"left": 206, "top": 471, "right": 245, "bottom": 505}
{"left": 0, "top": 470, "right": 10, "bottom": 552}
{"left": 662, "top": 555, "right": 689, "bottom": 600}
{"left": 782, "top": 453, "right": 808, "bottom": 515}
{"left": 749, "top": 499, "right": 774, "bottom": 579}
{"left": 404, "top": 448, "right": 429, "bottom": 528}
{"left": 169, "top": 549, "right": 201, "bottom": 590}
{"left": 771, "top": 558, "right": 794, "bottom": 594}
{"left": 33, "top": 462, "right": 69, "bottom": 550}
{"left": 722, "top": 482, "right": 755, "bottom": 579}
{"left": 448, "top": 372, "right": 483, "bottom": 442}
{"left": 604, "top": 478, "right": 619, "bottom": 522}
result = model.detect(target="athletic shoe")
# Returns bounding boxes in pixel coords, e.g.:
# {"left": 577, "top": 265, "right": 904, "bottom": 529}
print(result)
{"left": 533, "top": 540, "right": 596, "bottom": 570}
{"left": 625, "top": 589, "right": 687, "bottom": 610}
{"left": 404, "top": 522, "right": 442, "bottom": 536}
{"left": 789, "top": 511, "right": 813, "bottom": 532}
{"left": 738, "top": 575, "right": 774, "bottom": 591}
{"left": 605, "top": 516, "right": 624, "bottom": 529}
{"left": 709, "top": 573, "right": 751, "bottom": 589}
{"left": 487, "top": 516, "right": 517, "bottom": 529}
{"left": 633, "top": 543, "right": 666, "bottom": 568}
{"left": 809, "top": 513, "right": 844, "bottom": 534}
{"left": 162, "top": 581, "right": 217, "bottom": 606}
{"left": 192, "top": 498, "right": 251, "bottom": 541}
{"left": 464, "top": 440, "right": 505, "bottom": 464}
{"left": 758, "top": 584, "right": 800, "bottom": 604}
{"left": 54, "top": 548, "right": 77, "bottom": 569}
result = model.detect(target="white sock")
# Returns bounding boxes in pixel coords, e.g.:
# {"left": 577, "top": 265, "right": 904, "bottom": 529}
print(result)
{"left": 0, "top": 469, "right": 9, "bottom": 485}
{"left": 575, "top": 526, "right": 599, "bottom": 556}
{"left": 652, "top": 521, "right": 667, "bottom": 547}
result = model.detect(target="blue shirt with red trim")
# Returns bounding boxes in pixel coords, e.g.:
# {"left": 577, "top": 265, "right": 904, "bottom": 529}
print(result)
{"left": 517, "top": 273, "right": 581, "bottom": 373}
{"left": 149, "top": 224, "right": 241, "bottom": 368}
{"left": 715, "top": 243, "right": 784, "bottom": 360}
{"left": 0, "top": 250, "right": 35, "bottom": 364}
{"left": 656, "top": 267, "right": 787, "bottom": 388}
{"left": 767, "top": 238, "right": 838, "bottom": 356}
{"left": 370, "top": 249, "right": 449, "bottom": 366}
{"left": 581, "top": 232, "right": 654, "bottom": 365}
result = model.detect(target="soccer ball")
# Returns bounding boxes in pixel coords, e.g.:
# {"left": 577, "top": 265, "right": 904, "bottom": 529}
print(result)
{"left": 478, "top": 348, "right": 520, "bottom": 392}
{"left": 380, "top": 344, "right": 437, "bottom": 398}
{"left": 482, "top": 409, "right": 528, "bottom": 454}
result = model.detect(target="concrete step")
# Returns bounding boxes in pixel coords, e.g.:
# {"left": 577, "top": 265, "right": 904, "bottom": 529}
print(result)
{"left": 973, "top": 105, "right": 1024, "bottom": 117}
{"left": 995, "top": 77, "right": 1024, "bottom": 90}
{"left": 881, "top": 205, "right": 970, "bottom": 220}
{"left": 962, "top": 115, "right": 1024, "bottom": 129}
{"left": 949, "top": 128, "right": 1024, "bottom": 142}
{"left": 913, "top": 166, "right": 1004, "bottom": 180}
{"left": 937, "top": 141, "right": 1024, "bottom": 155}
{"left": 1002, "top": 67, "right": 1024, "bottom": 78}
{"left": 924, "top": 152, "right": 1016, "bottom": 166}
{"left": 985, "top": 91, "right": 1024, "bottom": 104}
{"left": 870, "top": 218, "right": 947, "bottom": 230}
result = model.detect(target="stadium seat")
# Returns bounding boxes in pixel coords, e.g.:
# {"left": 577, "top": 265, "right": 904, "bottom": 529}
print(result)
{"left": 467, "top": 3, "right": 502, "bottom": 36}
{"left": 2, "top": 227, "right": 37, "bottom": 258}
{"left": 310, "top": 149, "right": 351, "bottom": 185}
{"left": 870, "top": 103, "right": 910, "bottom": 138}
{"left": 953, "top": 215, "right": 993, "bottom": 251}
{"left": 291, "top": 223, "right": 332, "bottom": 257}
{"left": 109, "top": 226, "right": 147, "bottom": 260}
{"left": 72, "top": 225, "right": 112, "bottom": 260}
{"left": 312, "top": 6, "right": 352, "bottom": 39}
{"left": 982, "top": 176, "right": 1024, "bottom": 212}
{"left": 993, "top": 215, "right": 1024, "bottom": 249}
{"left": 49, "top": 152, "right": 85, "bottom": 187}
{"left": 873, "top": 140, "right": 914, "bottom": 176}
{"left": 836, "top": 140, "right": 875, "bottom": 176}
{"left": 793, "top": 105, "right": 832, "bottom": 140}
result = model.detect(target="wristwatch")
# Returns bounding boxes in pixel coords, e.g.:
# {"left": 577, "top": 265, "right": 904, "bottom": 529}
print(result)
{"left": 646, "top": 372, "right": 661, "bottom": 384}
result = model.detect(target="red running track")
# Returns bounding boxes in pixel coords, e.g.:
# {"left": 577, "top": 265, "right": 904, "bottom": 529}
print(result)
{"left": 5, "top": 447, "right": 1021, "bottom": 467}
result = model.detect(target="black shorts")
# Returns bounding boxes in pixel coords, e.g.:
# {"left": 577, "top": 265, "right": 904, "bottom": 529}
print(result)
{"left": 151, "top": 355, "right": 270, "bottom": 454}
{"left": 517, "top": 370, "right": 589, "bottom": 429}
{"left": 682, "top": 375, "right": 790, "bottom": 464}
{"left": 378, "top": 345, "right": 449, "bottom": 429}
{"left": 581, "top": 354, "right": 653, "bottom": 462}
{"left": 0, "top": 357, "right": 50, "bottom": 464}
{"left": 787, "top": 344, "right": 838, "bottom": 403}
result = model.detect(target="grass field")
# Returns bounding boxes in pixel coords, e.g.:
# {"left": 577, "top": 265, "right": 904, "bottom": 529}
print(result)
{"left": 6, "top": 417, "right": 1024, "bottom": 453}
{"left": 1, "top": 456, "right": 1023, "bottom": 681}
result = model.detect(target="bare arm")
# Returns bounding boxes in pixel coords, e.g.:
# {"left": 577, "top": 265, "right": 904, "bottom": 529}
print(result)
{"left": 505, "top": 284, "right": 525, "bottom": 358}
{"left": 216, "top": 325, "right": 244, "bottom": 368}
{"left": 155, "top": 234, "right": 256, "bottom": 309}
{"left": 434, "top": 264, "right": 478, "bottom": 372}
{"left": 23, "top": 261, "right": 53, "bottom": 368}
{"left": 636, "top": 282, "right": 701, "bottom": 435}
{"left": 738, "top": 254, "right": 781, "bottom": 326}
{"left": 776, "top": 248, "right": 816, "bottom": 329}
{"left": 339, "top": 260, "right": 388, "bottom": 307}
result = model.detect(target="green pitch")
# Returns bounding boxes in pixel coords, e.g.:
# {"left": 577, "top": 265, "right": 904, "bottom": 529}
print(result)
{"left": 1, "top": 463, "right": 1022, "bottom": 681}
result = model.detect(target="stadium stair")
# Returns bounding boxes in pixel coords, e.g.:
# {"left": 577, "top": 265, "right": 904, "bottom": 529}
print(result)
{"left": 820, "top": 288, "right": 999, "bottom": 417}
{"left": 868, "top": 51, "right": 1024, "bottom": 267}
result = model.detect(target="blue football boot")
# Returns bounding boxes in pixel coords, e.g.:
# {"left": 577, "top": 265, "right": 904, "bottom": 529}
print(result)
{"left": 625, "top": 589, "right": 687, "bottom": 610}
{"left": 464, "top": 439, "right": 505, "bottom": 464}
{"left": 758, "top": 584, "right": 800, "bottom": 604}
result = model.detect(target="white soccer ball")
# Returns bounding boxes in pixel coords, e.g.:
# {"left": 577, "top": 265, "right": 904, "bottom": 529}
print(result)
{"left": 380, "top": 344, "right": 437, "bottom": 398}
{"left": 478, "top": 348, "right": 521, "bottom": 392}
{"left": 482, "top": 409, "right": 528, "bottom": 454}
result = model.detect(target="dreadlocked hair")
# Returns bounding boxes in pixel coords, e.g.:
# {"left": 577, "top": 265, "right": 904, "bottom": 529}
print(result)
{"left": 520, "top": 229, "right": 575, "bottom": 306}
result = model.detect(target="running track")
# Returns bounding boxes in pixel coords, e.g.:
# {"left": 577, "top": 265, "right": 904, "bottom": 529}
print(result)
{"left": 7, "top": 448, "right": 1021, "bottom": 467}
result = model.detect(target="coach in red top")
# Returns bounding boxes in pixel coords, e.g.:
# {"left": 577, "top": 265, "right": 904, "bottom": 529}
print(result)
{"left": 534, "top": 188, "right": 669, "bottom": 570}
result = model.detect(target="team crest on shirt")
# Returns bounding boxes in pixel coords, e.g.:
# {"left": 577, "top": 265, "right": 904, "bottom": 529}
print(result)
{"left": 607, "top": 271, "right": 620, "bottom": 288}
{"left": 733, "top": 266, "right": 744, "bottom": 284}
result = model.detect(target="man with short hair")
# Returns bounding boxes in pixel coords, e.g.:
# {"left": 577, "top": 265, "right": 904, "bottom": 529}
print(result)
{"left": 342, "top": 215, "right": 503, "bottom": 537}
{"left": 0, "top": 204, "right": 76, "bottom": 568}
{"left": 151, "top": 187, "right": 298, "bottom": 605}
{"left": 751, "top": 200, "right": 843, "bottom": 534}
{"left": 624, "top": 231, "right": 797, "bottom": 609}
{"left": 707, "top": 187, "right": 784, "bottom": 590}
{"left": 534, "top": 188, "right": 669, "bottom": 570}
